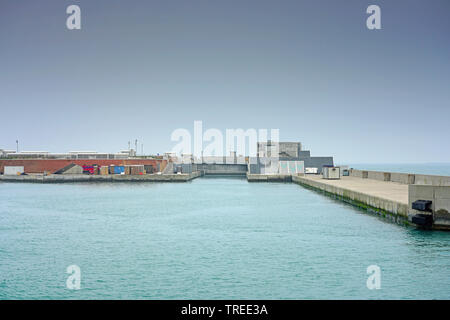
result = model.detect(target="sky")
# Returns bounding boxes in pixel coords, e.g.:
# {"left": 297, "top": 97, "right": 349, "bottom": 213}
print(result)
{"left": 0, "top": 0, "right": 449, "bottom": 163}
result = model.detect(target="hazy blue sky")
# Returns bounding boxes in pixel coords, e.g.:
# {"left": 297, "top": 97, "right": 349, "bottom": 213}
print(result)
{"left": 1, "top": 0, "right": 449, "bottom": 163}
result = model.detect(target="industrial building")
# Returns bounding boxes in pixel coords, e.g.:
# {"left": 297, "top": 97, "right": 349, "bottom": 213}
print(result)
{"left": 0, "top": 159, "right": 167, "bottom": 175}
{"left": 250, "top": 141, "right": 334, "bottom": 174}
{"left": 0, "top": 146, "right": 171, "bottom": 175}
{"left": 1, "top": 140, "right": 333, "bottom": 176}
{"left": 166, "top": 141, "right": 333, "bottom": 175}
{"left": 0, "top": 149, "right": 136, "bottom": 159}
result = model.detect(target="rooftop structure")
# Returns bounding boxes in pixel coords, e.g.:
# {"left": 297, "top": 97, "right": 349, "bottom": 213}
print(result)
{"left": 0, "top": 149, "right": 137, "bottom": 160}
{"left": 252, "top": 141, "right": 333, "bottom": 174}
{"left": 257, "top": 141, "right": 302, "bottom": 158}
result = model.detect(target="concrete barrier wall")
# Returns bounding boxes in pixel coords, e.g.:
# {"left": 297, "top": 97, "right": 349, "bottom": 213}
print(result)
{"left": 367, "top": 171, "right": 387, "bottom": 181}
{"left": 390, "top": 172, "right": 414, "bottom": 184}
{"left": 197, "top": 164, "right": 248, "bottom": 175}
{"left": 415, "top": 174, "right": 450, "bottom": 186}
{"left": 350, "top": 169, "right": 450, "bottom": 186}
{"left": 350, "top": 169, "right": 364, "bottom": 178}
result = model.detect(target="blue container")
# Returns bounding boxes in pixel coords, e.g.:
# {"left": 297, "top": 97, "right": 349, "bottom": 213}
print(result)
{"left": 114, "top": 166, "right": 125, "bottom": 174}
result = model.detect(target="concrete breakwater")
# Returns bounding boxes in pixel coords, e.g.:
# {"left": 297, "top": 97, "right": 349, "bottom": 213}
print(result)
{"left": 0, "top": 171, "right": 202, "bottom": 183}
{"left": 247, "top": 168, "right": 450, "bottom": 230}
{"left": 291, "top": 174, "right": 449, "bottom": 230}
{"left": 248, "top": 171, "right": 450, "bottom": 230}
{"left": 292, "top": 175, "right": 409, "bottom": 224}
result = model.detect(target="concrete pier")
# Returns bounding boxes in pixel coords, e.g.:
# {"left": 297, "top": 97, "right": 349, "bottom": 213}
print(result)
{"left": 0, "top": 171, "right": 202, "bottom": 183}
{"left": 290, "top": 174, "right": 450, "bottom": 230}
{"left": 292, "top": 175, "right": 409, "bottom": 223}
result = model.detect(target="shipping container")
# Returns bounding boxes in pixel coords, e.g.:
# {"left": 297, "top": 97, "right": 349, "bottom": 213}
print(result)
{"left": 305, "top": 167, "right": 318, "bottom": 174}
{"left": 129, "top": 165, "right": 144, "bottom": 175}
{"left": 113, "top": 166, "right": 125, "bottom": 174}
{"left": 323, "top": 166, "right": 340, "bottom": 180}
{"left": 4, "top": 166, "right": 24, "bottom": 175}
{"left": 100, "top": 166, "right": 109, "bottom": 175}
{"left": 82, "top": 165, "right": 94, "bottom": 174}
{"left": 337, "top": 165, "right": 349, "bottom": 177}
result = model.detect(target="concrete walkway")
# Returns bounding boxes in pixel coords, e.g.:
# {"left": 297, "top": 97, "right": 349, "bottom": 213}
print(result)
{"left": 301, "top": 175, "right": 408, "bottom": 204}
{"left": 292, "top": 175, "right": 409, "bottom": 217}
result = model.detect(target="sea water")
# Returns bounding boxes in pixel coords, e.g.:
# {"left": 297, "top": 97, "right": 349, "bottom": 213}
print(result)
{"left": 0, "top": 176, "right": 449, "bottom": 299}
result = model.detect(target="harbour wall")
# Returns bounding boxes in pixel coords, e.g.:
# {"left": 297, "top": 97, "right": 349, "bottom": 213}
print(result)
{"left": 247, "top": 174, "right": 292, "bottom": 182}
{"left": 268, "top": 173, "right": 450, "bottom": 230}
{"left": 291, "top": 175, "right": 409, "bottom": 221}
{"left": 349, "top": 169, "right": 450, "bottom": 186}
{"left": 0, "top": 171, "right": 202, "bottom": 183}
{"left": 195, "top": 163, "right": 248, "bottom": 175}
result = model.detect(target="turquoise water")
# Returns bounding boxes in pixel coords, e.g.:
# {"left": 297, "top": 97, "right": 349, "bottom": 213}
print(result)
{"left": 0, "top": 177, "right": 449, "bottom": 300}
{"left": 347, "top": 163, "right": 450, "bottom": 176}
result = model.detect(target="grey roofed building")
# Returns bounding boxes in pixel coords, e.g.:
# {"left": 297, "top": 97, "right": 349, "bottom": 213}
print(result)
{"left": 252, "top": 141, "right": 333, "bottom": 174}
